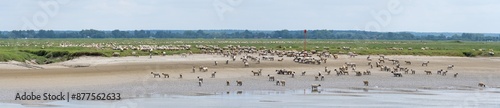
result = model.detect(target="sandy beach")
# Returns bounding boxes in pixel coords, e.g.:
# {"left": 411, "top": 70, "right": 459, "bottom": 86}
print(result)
{"left": 0, "top": 54, "right": 499, "bottom": 105}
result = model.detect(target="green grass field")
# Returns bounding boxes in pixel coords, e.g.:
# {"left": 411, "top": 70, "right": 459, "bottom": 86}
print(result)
{"left": 0, "top": 38, "right": 498, "bottom": 64}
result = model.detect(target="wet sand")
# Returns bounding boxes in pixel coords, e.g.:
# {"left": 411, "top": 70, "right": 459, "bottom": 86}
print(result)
{"left": 0, "top": 54, "right": 499, "bottom": 105}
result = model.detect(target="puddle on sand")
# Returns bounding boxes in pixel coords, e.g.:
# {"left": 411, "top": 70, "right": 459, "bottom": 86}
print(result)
{"left": 1, "top": 88, "right": 499, "bottom": 108}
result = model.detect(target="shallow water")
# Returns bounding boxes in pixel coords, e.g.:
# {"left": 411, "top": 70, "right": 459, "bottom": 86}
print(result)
{"left": 3, "top": 88, "right": 500, "bottom": 108}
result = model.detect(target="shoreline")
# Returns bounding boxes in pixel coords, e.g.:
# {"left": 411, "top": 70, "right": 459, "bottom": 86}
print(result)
{"left": 0, "top": 54, "right": 499, "bottom": 105}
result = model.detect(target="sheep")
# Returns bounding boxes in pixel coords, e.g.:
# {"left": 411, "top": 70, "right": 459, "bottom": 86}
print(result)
{"left": 162, "top": 73, "right": 169, "bottom": 78}
{"left": 411, "top": 69, "right": 416, "bottom": 74}
{"left": 179, "top": 74, "right": 183, "bottom": 79}
{"left": 226, "top": 60, "right": 229, "bottom": 64}
{"left": 199, "top": 81, "right": 202, "bottom": 86}
{"left": 326, "top": 70, "right": 331, "bottom": 75}
{"left": 355, "top": 71, "right": 362, "bottom": 76}
{"left": 276, "top": 80, "right": 281, "bottom": 86}
{"left": 280, "top": 80, "right": 286, "bottom": 86}
{"left": 277, "top": 58, "right": 284, "bottom": 61}
{"left": 214, "top": 61, "right": 218, "bottom": 66}
{"left": 251, "top": 70, "right": 261, "bottom": 76}
{"left": 478, "top": 82, "right": 486, "bottom": 87}
{"left": 318, "top": 72, "right": 322, "bottom": 76}
{"left": 311, "top": 84, "right": 321, "bottom": 91}
{"left": 442, "top": 71, "right": 448, "bottom": 76}
{"left": 226, "top": 80, "right": 230, "bottom": 86}
{"left": 454, "top": 73, "right": 458, "bottom": 78}
{"left": 392, "top": 71, "right": 402, "bottom": 77}
{"left": 197, "top": 76, "right": 204, "bottom": 83}
{"left": 211, "top": 71, "right": 217, "bottom": 78}
{"left": 315, "top": 76, "right": 319, "bottom": 81}
{"left": 320, "top": 75, "right": 325, "bottom": 81}
{"left": 192, "top": 66, "right": 196, "bottom": 73}
{"left": 424, "top": 70, "right": 432, "bottom": 75}
{"left": 291, "top": 73, "right": 295, "bottom": 78}
{"left": 363, "top": 81, "right": 369, "bottom": 86}
{"left": 236, "top": 80, "right": 243, "bottom": 86}
{"left": 447, "top": 65, "right": 454, "bottom": 70}
{"left": 244, "top": 62, "right": 249, "bottom": 67}
{"left": 302, "top": 71, "right": 306, "bottom": 76}
{"left": 151, "top": 72, "right": 161, "bottom": 78}
{"left": 422, "top": 61, "right": 429, "bottom": 66}
{"left": 268, "top": 74, "right": 275, "bottom": 81}
{"left": 343, "top": 71, "right": 349, "bottom": 75}
{"left": 405, "top": 61, "right": 411, "bottom": 65}
{"left": 437, "top": 69, "right": 443, "bottom": 75}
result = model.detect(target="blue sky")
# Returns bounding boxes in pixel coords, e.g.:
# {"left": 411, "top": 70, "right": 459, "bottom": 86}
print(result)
{"left": 1, "top": 0, "right": 499, "bottom": 33}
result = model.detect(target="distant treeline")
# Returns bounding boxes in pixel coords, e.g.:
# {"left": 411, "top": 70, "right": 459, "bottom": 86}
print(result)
{"left": 1, "top": 29, "right": 499, "bottom": 41}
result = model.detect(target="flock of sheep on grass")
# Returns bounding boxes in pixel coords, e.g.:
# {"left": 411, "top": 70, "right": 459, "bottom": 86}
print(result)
{"left": 149, "top": 45, "right": 488, "bottom": 91}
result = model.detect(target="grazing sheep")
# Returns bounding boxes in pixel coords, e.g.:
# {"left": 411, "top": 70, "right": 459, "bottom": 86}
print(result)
{"left": 355, "top": 71, "right": 362, "bottom": 76}
{"left": 411, "top": 69, "right": 416, "bottom": 74}
{"left": 214, "top": 61, "right": 218, "bottom": 65}
{"left": 422, "top": 61, "right": 429, "bottom": 66}
{"left": 392, "top": 71, "right": 402, "bottom": 77}
{"left": 226, "top": 80, "right": 230, "bottom": 86}
{"left": 162, "top": 73, "right": 169, "bottom": 78}
{"left": 268, "top": 74, "right": 275, "bottom": 81}
{"left": 302, "top": 71, "right": 306, "bottom": 76}
{"left": 192, "top": 67, "right": 196, "bottom": 73}
{"left": 280, "top": 80, "right": 286, "bottom": 86}
{"left": 236, "top": 80, "right": 243, "bottom": 86}
{"left": 318, "top": 72, "right": 322, "bottom": 76}
{"left": 291, "top": 73, "right": 295, "bottom": 78}
{"left": 151, "top": 72, "right": 161, "bottom": 78}
{"left": 424, "top": 70, "right": 432, "bottom": 75}
{"left": 179, "top": 74, "right": 183, "bottom": 79}
{"left": 478, "top": 82, "right": 486, "bottom": 87}
{"left": 454, "top": 73, "right": 458, "bottom": 78}
{"left": 405, "top": 61, "right": 411, "bottom": 65}
{"left": 276, "top": 80, "right": 280, "bottom": 86}
{"left": 447, "top": 65, "right": 454, "bottom": 70}
{"left": 197, "top": 76, "right": 204, "bottom": 83}
{"left": 211, "top": 71, "right": 217, "bottom": 78}
{"left": 320, "top": 75, "right": 325, "bottom": 81}
{"left": 311, "top": 84, "right": 321, "bottom": 91}
{"left": 199, "top": 81, "right": 202, "bottom": 86}
{"left": 363, "top": 81, "right": 369, "bottom": 86}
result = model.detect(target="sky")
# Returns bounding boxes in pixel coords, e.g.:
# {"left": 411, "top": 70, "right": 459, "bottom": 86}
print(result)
{"left": 1, "top": 0, "right": 500, "bottom": 33}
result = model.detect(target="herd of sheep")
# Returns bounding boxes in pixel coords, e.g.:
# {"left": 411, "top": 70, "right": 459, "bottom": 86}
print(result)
{"left": 148, "top": 45, "right": 489, "bottom": 92}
